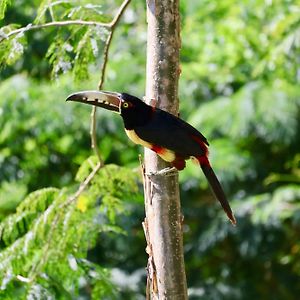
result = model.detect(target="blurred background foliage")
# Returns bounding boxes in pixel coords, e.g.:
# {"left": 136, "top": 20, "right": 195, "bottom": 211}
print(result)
{"left": 0, "top": 0, "right": 299, "bottom": 299}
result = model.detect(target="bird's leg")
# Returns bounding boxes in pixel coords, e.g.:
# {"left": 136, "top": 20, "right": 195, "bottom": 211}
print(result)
{"left": 146, "top": 167, "right": 177, "bottom": 177}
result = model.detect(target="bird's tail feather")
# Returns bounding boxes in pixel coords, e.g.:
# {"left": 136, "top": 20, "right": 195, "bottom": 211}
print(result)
{"left": 200, "top": 163, "right": 236, "bottom": 225}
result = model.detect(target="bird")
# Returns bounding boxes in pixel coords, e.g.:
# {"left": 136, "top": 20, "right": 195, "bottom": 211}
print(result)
{"left": 66, "top": 91, "right": 236, "bottom": 225}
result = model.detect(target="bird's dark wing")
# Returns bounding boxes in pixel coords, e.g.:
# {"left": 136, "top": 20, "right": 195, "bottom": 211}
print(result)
{"left": 134, "top": 108, "right": 209, "bottom": 157}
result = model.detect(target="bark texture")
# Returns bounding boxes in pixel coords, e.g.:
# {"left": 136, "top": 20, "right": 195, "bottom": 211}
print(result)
{"left": 143, "top": 1, "right": 188, "bottom": 299}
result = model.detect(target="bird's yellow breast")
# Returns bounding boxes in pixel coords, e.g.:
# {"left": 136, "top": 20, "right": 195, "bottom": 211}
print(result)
{"left": 125, "top": 129, "right": 153, "bottom": 148}
{"left": 125, "top": 129, "right": 175, "bottom": 162}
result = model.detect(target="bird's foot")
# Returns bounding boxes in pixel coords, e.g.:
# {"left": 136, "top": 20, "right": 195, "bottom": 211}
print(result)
{"left": 146, "top": 167, "right": 177, "bottom": 177}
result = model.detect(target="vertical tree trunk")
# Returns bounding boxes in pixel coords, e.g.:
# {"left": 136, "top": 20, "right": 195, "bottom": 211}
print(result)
{"left": 143, "top": 1, "right": 188, "bottom": 299}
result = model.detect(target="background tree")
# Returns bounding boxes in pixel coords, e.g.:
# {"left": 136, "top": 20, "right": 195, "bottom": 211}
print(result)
{"left": 0, "top": 0, "right": 299, "bottom": 299}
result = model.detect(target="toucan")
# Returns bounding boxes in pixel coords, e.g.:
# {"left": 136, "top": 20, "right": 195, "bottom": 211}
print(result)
{"left": 66, "top": 91, "right": 236, "bottom": 225}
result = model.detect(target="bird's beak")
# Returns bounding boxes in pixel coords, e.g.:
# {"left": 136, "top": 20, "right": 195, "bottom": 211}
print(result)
{"left": 66, "top": 90, "right": 122, "bottom": 113}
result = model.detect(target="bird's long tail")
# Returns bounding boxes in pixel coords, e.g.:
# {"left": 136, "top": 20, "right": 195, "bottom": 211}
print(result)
{"left": 199, "top": 158, "right": 236, "bottom": 225}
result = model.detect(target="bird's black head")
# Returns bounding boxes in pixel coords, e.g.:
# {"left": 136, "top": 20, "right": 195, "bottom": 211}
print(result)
{"left": 119, "top": 93, "right": 153, "bottom": 129}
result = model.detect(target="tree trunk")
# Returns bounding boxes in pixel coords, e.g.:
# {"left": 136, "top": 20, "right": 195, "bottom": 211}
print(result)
{"left": 142, "top": 1, "right": 188, "bottom": 299}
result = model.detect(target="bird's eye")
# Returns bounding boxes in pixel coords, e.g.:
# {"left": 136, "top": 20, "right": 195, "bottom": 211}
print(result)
{"left": 123, "top": 102, "right": 129, "bottom": 108}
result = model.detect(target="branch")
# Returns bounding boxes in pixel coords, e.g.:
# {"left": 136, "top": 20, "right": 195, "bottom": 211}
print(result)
{"left": 28, "top": 161, "right": 102, "bottom": 281}
{"left": 97, "top": 0, "right": 131, "bottom": 89}
{"left": 91, "top": 0, "right": 131, "bottom": 161}
{"left": 0, "top": 1, "right": 131, "bottom": 163}
{"left": 61, "top": 161, "right": 102, "bottom": 209}
{"left": 0, "top": 20, "right": 111, "bottom": 41}
{"left": 110, "top": 0, "right": 132, "bottom": 30}
{"left": 1, "top": 0, "right": 131, "bottom": 43}
{"left": 90, "top": 30, "right": 113, "bottom": 162}
{"left": 47, "top": 0, "right": 55, "bottom": 21}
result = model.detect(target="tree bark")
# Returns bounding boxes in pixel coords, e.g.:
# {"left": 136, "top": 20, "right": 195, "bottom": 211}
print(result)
{"left": 143, "top": 1, "right": 188, "bottom": 299}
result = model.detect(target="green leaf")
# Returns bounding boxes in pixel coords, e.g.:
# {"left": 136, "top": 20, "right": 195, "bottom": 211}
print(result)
{"left": 0, "top": 0, "right": 11, "bottom": 20}
{"left": 75, "top": 155, "right": 99, "bottom": 182}
{"left": 0, "top": 25, "right": 27, "bottom": 68}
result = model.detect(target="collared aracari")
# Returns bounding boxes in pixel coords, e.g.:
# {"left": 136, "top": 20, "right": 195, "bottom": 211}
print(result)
{"left": 66, "top": 91, "right": 236, "bottom": 225}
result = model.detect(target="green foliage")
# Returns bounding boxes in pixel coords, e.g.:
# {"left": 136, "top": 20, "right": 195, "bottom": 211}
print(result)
{"left": 180, "top": 0, "right": 300, "bottom": 102}
{"left": 0, "top": 72, "right": 140, "bottom": 220}
{"left": 72, "top": 26, "right": 108, "bottom": 81}
{"left": 185, "top": 80, "right": 300, "bottom": 191}
{"left": 0, "top": 0, "right": 300, "bottom": 299}
{"left": 0, "top": 75, "right": 91, "bottom": 192}
{"left": 0, "top": 0, "right": 113, "bottom": 80}
{"left": 45, "top": 24, "right": 109, "bottom": 80}
{"left": 189, "top": 184, "right": 300, "bottom": 300}
{"left": 0, "top": 163, "right": 141, "bottom": 299}
{"left": 0, "top": 181, "right": 27, "bottom": 218}
{"left": 35, "top": 1, "right": 111, "bottom": 25}
{"left": 0, "top": 0, "right": 11, "bottom": 20}
{"left": 0, "top": 25, "right": 27, "bottom": 68}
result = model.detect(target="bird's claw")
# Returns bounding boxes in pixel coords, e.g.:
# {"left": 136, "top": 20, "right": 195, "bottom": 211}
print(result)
{"left": 146, "top": 167, "right": 177, "bottom": 177}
